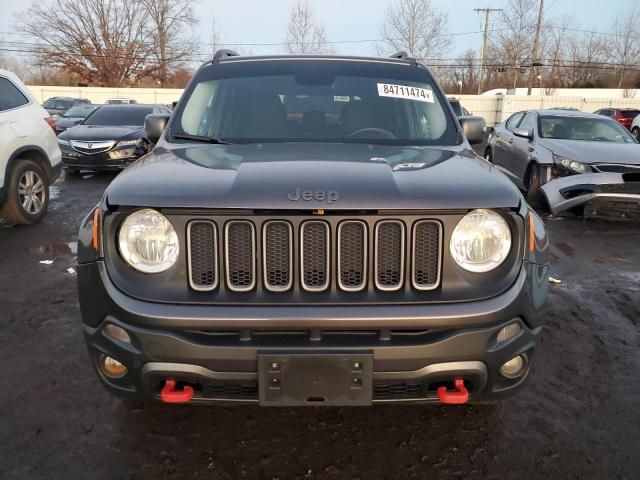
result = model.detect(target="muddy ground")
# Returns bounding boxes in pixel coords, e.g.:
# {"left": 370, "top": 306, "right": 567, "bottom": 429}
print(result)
{"left": 1, "top": 171, "right": 639, "bottom": 480}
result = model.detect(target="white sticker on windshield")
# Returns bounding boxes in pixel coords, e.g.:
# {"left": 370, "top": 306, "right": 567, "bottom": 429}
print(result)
{"left": 377, "top": 83, "right": 434, "bottom": 103}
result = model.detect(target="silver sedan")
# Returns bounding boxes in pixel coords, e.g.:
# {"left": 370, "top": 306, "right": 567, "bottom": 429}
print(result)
{"left": 485, "top": 109, "right": 640, "bottom": 219}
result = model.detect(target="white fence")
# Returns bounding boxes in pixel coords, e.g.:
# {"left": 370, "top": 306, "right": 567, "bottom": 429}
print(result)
{"left": 25, "top": 85, "right": 183, "bottom": 105}
{"left": 453, "top": 94, "right": 640, "bottom": 126}
{"left": 24, "top": 85, "right": 640, "bottom": 126}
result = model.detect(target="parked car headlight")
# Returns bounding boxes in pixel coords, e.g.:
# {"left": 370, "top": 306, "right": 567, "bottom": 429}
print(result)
{"left": 450, "top": 209, "right": 511, "bottom": 273}
{"left": 553, "top": 154, "right": 590, "bottom": 174}
{"left": 118, "top": 209, "right": 179, "bottom": 273}
{"left": 57, "top": 139, "right": 70, "bottom": 146}
{"left": 117, "top": 139, "right": 140, "bottom": 147}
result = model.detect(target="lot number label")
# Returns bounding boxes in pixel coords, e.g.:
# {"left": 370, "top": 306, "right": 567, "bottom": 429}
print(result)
{"left": 377, "top": 83, "right": 434, "bottom": 103}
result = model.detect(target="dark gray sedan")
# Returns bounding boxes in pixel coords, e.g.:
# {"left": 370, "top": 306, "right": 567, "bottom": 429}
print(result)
{"left": 485, "top": 109, "right": 640, "bottom": 219}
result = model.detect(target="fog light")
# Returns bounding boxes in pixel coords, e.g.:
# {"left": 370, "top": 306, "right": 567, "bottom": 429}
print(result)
{"left": 101, "top": 355, "right": 128, "bottom": 378}
{"left": 497, "top": 323, "right": 522, "bottom": 344}
{"left": 104, "top": 324, "right": 131, "bottom": 344}
{"left": 500, "top": 355, "right": 526, "bottom": 379}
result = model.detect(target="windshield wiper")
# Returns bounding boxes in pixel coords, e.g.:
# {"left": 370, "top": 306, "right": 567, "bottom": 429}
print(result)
{"left": 172, "top": 133, "right": 232, "bottom": 144}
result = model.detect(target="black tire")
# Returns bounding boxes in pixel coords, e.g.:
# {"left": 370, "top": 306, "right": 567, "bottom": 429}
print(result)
{"left": 0, "top": 159, "right": 49, "bottom": 225}
{"left": 633, "top": 127, "right": 640, "bottom": 142}
{"left": 484, "top": 148, "right": 493, "bottom": 163}
{"left": 525, "top": 163, "right": 542, "bottom": 208}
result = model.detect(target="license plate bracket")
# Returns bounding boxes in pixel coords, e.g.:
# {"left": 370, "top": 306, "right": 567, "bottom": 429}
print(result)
{"left": 258, "top": 352, "right": 373, "bottom": 406}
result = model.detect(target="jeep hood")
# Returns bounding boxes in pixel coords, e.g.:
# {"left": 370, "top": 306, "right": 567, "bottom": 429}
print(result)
{"left": 105, "top": 143, "right": 523, "bottom": 210}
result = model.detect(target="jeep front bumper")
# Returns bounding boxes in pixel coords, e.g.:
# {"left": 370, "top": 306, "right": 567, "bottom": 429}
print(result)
{"left": 79, "top": 261, "right": 548, "bottom": 405}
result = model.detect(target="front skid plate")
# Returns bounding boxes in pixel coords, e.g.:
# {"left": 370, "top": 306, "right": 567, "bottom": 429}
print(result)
{"left": 258, "top": 352, "right": 373, "bottom": 406}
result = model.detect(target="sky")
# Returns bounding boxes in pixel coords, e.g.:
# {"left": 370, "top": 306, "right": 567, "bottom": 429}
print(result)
{"left": 0, "top": 0, "right": 632, "bottom": 63}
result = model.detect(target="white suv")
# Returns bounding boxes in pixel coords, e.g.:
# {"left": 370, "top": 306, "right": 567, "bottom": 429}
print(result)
{"left": 0, "top": 70, "right": 61, "bottom": 224}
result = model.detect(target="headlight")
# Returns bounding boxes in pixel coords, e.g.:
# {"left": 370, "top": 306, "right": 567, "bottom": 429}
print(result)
{"left": 118, "top": 209, "right": 179, "bottom": 273}
{"left": 117, "top": 139, "right": 140, "bottom": 147}
{"left": 553, "top": 154, "right": 590, "bottom": 174}
{"left": 57, "top": 138, "right": 70, "bottom": 146}
{"left": 450, "top": 209, "right": 511, "bottom": 272}
{"left": 109, "top": 148, "right": 137, "bottom": 159}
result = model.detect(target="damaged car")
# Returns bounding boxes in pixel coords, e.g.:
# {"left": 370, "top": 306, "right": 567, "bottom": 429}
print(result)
{"left": 485, "top": 109, "right": 640, "bottom": 220}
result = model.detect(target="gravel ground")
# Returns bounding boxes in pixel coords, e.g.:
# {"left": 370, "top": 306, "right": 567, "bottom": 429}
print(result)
{"left": 1, "top": 170, "right": 639, "bottom": 480}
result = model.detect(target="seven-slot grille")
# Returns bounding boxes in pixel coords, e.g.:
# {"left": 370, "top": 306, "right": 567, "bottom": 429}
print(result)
{"left": 188, "top": 218, "right": 441, "bottom": 293}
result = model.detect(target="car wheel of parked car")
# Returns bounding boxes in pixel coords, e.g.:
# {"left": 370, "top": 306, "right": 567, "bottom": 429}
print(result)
{"left": 484, "top": 148, "right": 493, "bottom": 163}
{"left": 0, "top": 159, "right": 49, "bottom": 225}
{"left": 632, "top": 127, "right": 640, "bottom": 142}
{"left": 525, "top": 163, "right": 542, "bottom": 208}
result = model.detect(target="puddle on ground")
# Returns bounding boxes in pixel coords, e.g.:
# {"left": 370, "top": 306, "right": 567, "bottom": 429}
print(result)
{"left": 29, "top": 242, "right": 77, "bottom": 256}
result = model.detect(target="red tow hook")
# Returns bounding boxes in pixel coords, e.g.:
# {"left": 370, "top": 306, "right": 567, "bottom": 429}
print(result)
{"left": 161, "top": 379, "right": 194, "bottom": 404}
{"left": 437, "top": 378, "right": 469, "bottom": 405}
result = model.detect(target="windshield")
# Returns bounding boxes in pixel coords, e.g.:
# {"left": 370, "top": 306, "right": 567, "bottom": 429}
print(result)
{"left": 619, "top": 110, "right": 640, "bottom": 119}
{"left": 43, "top": 98, "right": 72, "bottom": 110}
{"left": 83, "top": 106, "right": 153, "bottom": 126}
{"left": 173, "top": 60, "right": 458, "bottom": 145}
{"left": 539, "top": 115, "right": 637, "bottom": 143}
{"left": 64, "top": 105, "right": 95, "bottom": 118}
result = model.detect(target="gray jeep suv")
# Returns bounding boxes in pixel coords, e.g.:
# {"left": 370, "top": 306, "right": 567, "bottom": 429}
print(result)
{"left": 77, "top": 51, "right": 549, "bottom": 407}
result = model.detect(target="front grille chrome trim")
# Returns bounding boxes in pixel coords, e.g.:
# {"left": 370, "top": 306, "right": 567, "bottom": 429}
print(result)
{"left": 411, "top": 220, "right": 443, "bottom": 291}
{"left": 262, "top": 220, "right": 293, "bottom": 292}
{"left": 187, "top": 220, "right": 218, "bottom": 291}
{"left": 224, "top": 220, "right": 256, "bottom": 292}
{"left": 337, "top": 220, "right": 368, "bottom": 292}
{"left": 374, "top": 220, "right": 405, "bottom": 292}
{"left": 300, "top": 220, "right": 330, "bottom": 292}
{"left": 70, "top": 140, "right": 116, "bottom": 155}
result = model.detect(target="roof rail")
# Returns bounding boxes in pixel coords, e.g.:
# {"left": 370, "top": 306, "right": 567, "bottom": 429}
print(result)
{"left": 213, "top": 49, "right": 240, "bottom": 61}
{"left": 389, "top": 51, "right": 410, "bottom": 60}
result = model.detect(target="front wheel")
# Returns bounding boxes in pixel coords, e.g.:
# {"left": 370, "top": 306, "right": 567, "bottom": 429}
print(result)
{"left": 0, "top": 159, "right": 49, "bottom": 225}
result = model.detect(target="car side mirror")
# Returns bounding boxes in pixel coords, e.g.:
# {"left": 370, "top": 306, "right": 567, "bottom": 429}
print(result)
{"left": 145, "top": 113, "right": 171, "bottom": 144}
{"left": 513, "top": 127, "right": 533, "bottom": 140}
{"left": 459, "top": 116, "right": 486, "bottom": 144}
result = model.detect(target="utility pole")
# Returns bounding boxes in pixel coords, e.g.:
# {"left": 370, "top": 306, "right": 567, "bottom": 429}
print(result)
{"left": 526, "top": 0, "right": 545, "bottom": 95}
{"left": 475, "top": 7, "right": 502, "bottom": 95}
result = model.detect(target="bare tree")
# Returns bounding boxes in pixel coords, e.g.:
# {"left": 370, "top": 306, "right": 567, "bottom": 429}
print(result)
{"left": 565, "top": 32, "right": 608, "bottom": 87}
{"left": 141, "top": 0, "right": 198, "bottom": 87}
{"left": 284, "top": 1, "right": 331, "bottom": 54}
{"left": 21, "top": 0, "right": 197, "bottom": 87}
{"left": 22, "top": 0, "right": 155, "bottom": 86}
{"left": 543, "top": 15, "right": 575, "bottom": 87}
{"left": 610, "top": 7, "right": 640, "bottom": 88}
{"left": 492, "top": 0, "right": 538, "bottom": 87}
{"left": 379, "top": 0, "right": 450, "bottom": 60}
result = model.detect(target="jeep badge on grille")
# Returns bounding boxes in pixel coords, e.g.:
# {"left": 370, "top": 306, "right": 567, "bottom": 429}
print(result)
{"left": 287, "top": 188, "right": 340, "bottom": 204}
